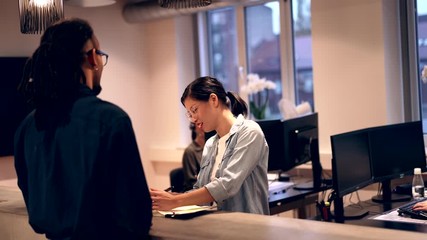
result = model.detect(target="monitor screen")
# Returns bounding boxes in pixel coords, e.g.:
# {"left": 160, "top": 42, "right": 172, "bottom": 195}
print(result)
{"left": 369, "top": 121, "right": 427, "bottom": 182}
{"left": 0, "top": 57, "right": 31, "bottom": 156}
{"left": 257, "top": 112, "right": 319, "bottom": 173}
{"left": 256, "top": 119, "right": 283, "bottom": 172}
{"left": 331, "top": 129, "right": 373, "bottom": 198}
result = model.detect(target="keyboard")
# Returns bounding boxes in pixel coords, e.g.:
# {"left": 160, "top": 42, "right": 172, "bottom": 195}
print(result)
{"left": 397, "top": 198, "right": 427, "bottom": 220}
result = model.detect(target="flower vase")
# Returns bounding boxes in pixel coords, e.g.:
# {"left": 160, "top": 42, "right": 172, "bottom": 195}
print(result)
{"left": 250, "top": 101, "right": 267, "bottom": 120}
{"left": 249, "top": 90, "right": 269, "bottom": 120}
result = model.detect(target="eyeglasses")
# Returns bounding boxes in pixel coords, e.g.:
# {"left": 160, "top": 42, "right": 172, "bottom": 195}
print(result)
{"left": 86, "top": 48, "right": 109, "bottom": 66}
{"left": 186, "top": 105, "right": 199, "bottom": 120}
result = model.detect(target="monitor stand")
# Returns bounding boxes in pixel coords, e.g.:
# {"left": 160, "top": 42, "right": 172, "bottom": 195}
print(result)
{"left": 268, "top": 171, "right": 291, "bottom": 182}
{"left": 293, "top": 139, "right": 323, "bottom": 191}
{"left": 371, "top": 180, "right": 411, "bottom": 203}
{"left": 333, "top": 197, "right": 369, "bottom": 223}
{"left": 278, "top": 172, "right": 291, "bottom": 182}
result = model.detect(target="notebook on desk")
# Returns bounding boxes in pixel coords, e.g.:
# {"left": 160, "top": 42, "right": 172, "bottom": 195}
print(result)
{"left": 157, "top": 205, "right": 216, "bottom": 219}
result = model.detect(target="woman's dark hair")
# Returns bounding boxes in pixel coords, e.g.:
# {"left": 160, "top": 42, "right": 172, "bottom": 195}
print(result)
{"left": 18, "top": 18, "right": 94, "bottom": 109}
{"left": 181, "top": 76, "right": 248, "bottom": 117}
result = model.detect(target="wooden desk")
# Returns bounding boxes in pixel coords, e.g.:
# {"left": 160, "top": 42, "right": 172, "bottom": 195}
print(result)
{"left": 0, "top": 186, "right": 425, "bottom": 239}
{"left": 150, "top": 211, "right": 426, "bottom": 240}
{"left": 336, "top": 198, "right": 427, "bottom": 233}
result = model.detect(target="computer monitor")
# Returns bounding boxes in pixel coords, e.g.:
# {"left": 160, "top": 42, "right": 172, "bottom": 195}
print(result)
{"left": 369, "top": 121, "right": 427, "bottom": 203}
{"left": 0, "top": 57, "right": 31, "bottom": 156}
{"left": 331, "top": 129, "right": 373, "bottom": 221}
{"left": 257, "top": 112, "right": 322, "bottom": 189}
{"left": 331, "top": 129, "right": 373, "bottom": 198}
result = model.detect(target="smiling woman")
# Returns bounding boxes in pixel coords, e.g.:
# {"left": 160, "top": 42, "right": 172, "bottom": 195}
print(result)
{"left": 150, "top": 76, "right": 270, "bottom": 215}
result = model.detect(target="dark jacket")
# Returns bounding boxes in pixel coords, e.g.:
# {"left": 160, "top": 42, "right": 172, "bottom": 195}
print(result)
{"left": 14, "top": 85, "right": 152, "bottom": 240}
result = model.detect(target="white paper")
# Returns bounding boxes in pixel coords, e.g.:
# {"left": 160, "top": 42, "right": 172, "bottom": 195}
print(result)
{"left": 371, "top": 209, "right": 427, "bottom": 224}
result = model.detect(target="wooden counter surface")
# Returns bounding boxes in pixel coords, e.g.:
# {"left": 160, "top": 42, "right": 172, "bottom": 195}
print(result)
{"left": 150, "top": 211, "right": 426, "bottom": 240}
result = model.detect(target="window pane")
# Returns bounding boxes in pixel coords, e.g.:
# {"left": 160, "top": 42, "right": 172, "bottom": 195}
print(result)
{"left": 417, "top": 0, "right": 427, "bottom": 132}
{"left": 207, "top": 8, "right": 239, "bottom": 92}
{"left": 293, "top": 0, "right": 314, "bottom": 109}
{"left": 245, "top": 1, "right": 282, "bottom": 119}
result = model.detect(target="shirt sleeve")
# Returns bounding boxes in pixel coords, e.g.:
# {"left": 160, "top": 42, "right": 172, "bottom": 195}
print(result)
{"left": 14, "top": 121, "right": 29, "bottom": 206}
{"left": 106, "top": 116, "right": 152, "bottom": 238}
{"left": 205, "top": 124, "right": 267, "bottom": 202}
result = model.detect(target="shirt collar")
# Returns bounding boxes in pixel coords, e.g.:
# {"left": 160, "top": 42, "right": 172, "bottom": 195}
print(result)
{"left": 229, "top": 114, "right": 245, "bottom": 135}
{"left": 211, "top": 114, "right": 245, "bottom": 143}
{"left": 78, "top": 84, "right": 98, "bottom": 97}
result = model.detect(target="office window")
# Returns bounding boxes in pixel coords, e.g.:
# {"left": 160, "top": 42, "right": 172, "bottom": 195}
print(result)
{"left": 199, "top": 0, "right": 313, "bottom": 120}
{"left": 293, "top": 0, "right": 313, "bottom": 109}
{"left": 206, "top": 7, "right": 238, "bottom": 92}
{"left": 245, "top": 2, "right": 282, "bottom": 118}
{"left": 417, "top": 0, "right": 427, "bottom": 132}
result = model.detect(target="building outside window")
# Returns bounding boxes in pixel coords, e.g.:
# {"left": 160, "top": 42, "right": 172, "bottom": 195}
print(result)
{"left": 201, "top": 0, "right": 313, "bottom": 120}
{"left": 416, "top": 0, "right": 427, "bottom": 132}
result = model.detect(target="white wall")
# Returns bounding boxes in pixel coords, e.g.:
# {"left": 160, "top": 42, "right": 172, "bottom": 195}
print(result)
{"left": 312, "top": 0, "right": 403, "bottom": 169}
{"left": 0, "top": 0, "right": 160, "bottom": 185}
{"left": 0, "top": 0, "right": 407, "bottom": 190}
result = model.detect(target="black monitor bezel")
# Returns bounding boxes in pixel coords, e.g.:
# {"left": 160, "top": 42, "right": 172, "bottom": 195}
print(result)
{"left": 257, "top": 112, "right": 319, "bottom": 173}
{"left": 369, "top": 121, "right": 427, "bottom": 183}
{"left": 331, "top": 128, "right": 374, "bottom": 198}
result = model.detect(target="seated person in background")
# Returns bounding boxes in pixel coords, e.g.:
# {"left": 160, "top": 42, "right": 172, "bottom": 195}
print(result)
{"left": 412, "top": 200, "right": 427, "bottom": 211}
{"left": 182, "top": 123, "right": 215, "bottom": 191}
{"left": 14, "top": 18, "right": 152, "bottom": 240}
{"left": 151, "top": 76, "right": 270, "bottom": 215}
{"left": 182, "top": 123, "right": 205, "bottom": 191}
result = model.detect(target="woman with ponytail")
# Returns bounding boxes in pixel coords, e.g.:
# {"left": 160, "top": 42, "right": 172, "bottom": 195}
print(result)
{"left": 151, "top": 76, "right": 269, "bottom": 215}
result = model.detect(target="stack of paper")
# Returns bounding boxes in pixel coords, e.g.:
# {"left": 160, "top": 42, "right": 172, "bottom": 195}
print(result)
{"left": 158, "top": 205, "right": 217, "bottom": 219}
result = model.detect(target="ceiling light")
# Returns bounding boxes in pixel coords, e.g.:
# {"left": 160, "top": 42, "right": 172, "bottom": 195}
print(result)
{"left": 158, "top": 0, "right": 212, "bottom": 9}
{"left": 64, "top": 0, "right": 116, "bottom": 7}
{"left": 19, "top": 0, "right": 64, "bottom": 34}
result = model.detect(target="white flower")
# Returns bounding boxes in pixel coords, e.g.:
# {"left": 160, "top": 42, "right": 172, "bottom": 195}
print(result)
{"left": 240, "top": 73, "right": 277, "bottom": 95}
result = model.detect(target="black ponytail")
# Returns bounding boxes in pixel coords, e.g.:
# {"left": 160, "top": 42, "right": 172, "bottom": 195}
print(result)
{"left": 227, "top": 91, "right": 248, "bottom": 118}
{"left": 181, "top": 76, "right": 248, "bottom": 118}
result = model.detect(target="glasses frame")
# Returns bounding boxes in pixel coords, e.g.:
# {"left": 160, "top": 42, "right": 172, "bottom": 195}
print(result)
{"left": 86, "top": 48, "right": 109, "bottom": 66}
{"left": 186, "top": 105, "right": 199, "bottom": 120}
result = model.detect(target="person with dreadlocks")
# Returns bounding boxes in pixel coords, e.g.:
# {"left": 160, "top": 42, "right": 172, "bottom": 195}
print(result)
{"left": 14, "top": 18, "right": 152, "bottom": 240}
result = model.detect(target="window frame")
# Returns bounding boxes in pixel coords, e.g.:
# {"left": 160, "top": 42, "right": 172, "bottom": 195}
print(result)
{"left": 404, "top": 0, "right": 427, "bottom": 147}
{"left": 196, "top": 0, "right": 299, "bottom": 110}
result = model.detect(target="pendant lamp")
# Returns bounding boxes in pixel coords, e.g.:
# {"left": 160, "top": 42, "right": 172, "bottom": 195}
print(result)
{"left": 19, "top": 0, "right": 64, "bottom": 34}
{"left": 158, "top": 0, "right": 212, "bottom": 9}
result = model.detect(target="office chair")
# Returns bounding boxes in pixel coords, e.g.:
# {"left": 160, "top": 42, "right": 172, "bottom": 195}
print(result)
{"left": 169, "top": 167, "right": 185, "bottom": 193}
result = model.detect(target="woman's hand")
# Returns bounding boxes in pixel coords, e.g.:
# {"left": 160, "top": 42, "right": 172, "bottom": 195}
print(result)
{"left": 150, "top": 188, "right": 181, "bottom": 211}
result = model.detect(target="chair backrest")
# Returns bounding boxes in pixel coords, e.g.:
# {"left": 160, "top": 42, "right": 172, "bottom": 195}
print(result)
{"left": 169, "top": 167, "right": 185, "bottom": 193}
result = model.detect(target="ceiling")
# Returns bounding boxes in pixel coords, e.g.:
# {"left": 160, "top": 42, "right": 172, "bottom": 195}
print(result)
{"left": 63, "top": 0, "right": 253, "bottom": 23}
{"left": 122, "top": 0, "right": 247, "bottom": 23}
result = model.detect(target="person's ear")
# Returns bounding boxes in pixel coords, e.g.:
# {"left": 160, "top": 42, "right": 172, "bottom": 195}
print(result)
{"left": 86, "top": 49, "right": 97, "bottom": 69}
{"left": 209, "top": 93, "right": 219, "bottom": 107}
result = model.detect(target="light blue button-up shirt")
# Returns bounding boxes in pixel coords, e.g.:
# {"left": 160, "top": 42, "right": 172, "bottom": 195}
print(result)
{"left": 194, "top": 114, "right": 270, "bottom": 215}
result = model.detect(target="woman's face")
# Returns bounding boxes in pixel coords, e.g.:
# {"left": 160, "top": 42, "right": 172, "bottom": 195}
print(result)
{"left": 184, "top": 96, "right": 216, "bottom": 133}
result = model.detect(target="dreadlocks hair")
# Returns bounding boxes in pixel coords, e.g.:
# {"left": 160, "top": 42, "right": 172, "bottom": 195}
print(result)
{"left": 18, "top": 18, "right": 94, "bottom": 109}
{"left": 17, "top": 18, "right": 94, "bottom": 130}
